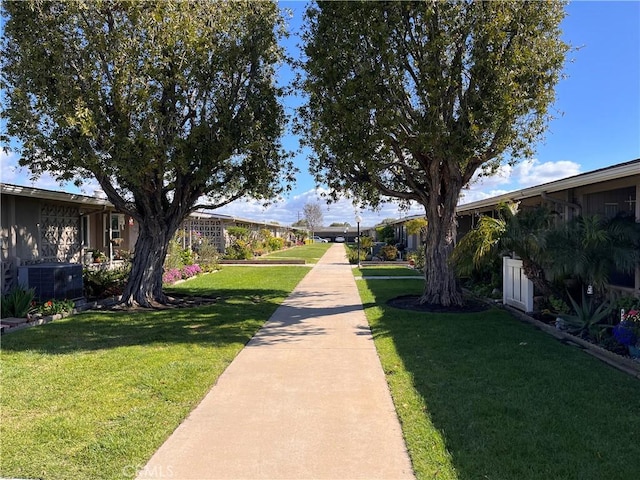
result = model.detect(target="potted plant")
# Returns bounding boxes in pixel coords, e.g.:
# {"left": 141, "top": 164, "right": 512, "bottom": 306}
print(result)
{"left": 92, "top": 250, "right": 107, "bottom": 263}
{"left": 613, "top": 309, "right": 640, "bottom": 358}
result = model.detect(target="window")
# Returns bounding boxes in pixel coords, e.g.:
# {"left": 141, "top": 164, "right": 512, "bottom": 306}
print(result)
{"left": 105, "top": 213, "right": 125, "bottom": 245}
{"left": 584, "top": 186, "right": 636, "bottom": 218}
{"left": 110, "top": 214, "right": 123, "bottom": 239}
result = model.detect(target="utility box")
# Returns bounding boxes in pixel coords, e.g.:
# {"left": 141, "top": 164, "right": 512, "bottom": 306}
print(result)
{"left": 18, "top": 263, "right": 83, "bottom": 301}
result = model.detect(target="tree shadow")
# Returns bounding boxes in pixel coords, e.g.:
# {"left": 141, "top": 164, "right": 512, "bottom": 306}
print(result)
{"left": 1, "top": 288, "right": 291, "bottom": 354}
{"left": 2, "top": 287, "right": 372, "bottom": 354}
{"left": 362, "top": 279, "right": 640, "bottom": 479}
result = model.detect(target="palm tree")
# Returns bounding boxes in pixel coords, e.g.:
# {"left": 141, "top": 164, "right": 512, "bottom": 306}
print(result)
{"left": 453, "top": 204, "right": 560, "bottom": 298}
{"left": 455, "top": 205, "right": 640, "bottom": 301}
{"left": 546, "top": 213, "right": 640, "bottom": 294}
{"left": 498, "top": 205, "right": 560, "bottom": 297}
{"left": 452, "top": 208, "right": 510, "bottom": 277}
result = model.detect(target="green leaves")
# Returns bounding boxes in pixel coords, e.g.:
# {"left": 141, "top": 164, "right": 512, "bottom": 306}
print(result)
{"left": 2, "top": 0, "right": 292, "bottom": 211}
{"left": 1, "top": 0, "right": 293, "bottom": 306}
{"left": 298, "top": 1, "right": 569, "bottom": 206}
{"left": 559, "top": 290, "right": 612, "bottom": 338}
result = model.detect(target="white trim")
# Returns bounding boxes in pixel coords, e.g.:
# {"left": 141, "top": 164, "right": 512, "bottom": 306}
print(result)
{"left": 1, "top": 183, "right": 111, "bottom": 207}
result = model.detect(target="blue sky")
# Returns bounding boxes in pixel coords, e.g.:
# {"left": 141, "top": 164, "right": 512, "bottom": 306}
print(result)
{"left": 2, "top": 1, "right": 639, "bottom": 226}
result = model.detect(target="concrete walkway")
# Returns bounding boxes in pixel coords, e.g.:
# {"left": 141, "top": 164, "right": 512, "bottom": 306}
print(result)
{"left": 138, "top": 244, "right": 414, "bottom": 479}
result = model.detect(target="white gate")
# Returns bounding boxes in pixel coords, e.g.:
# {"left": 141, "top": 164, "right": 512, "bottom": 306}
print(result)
{"left": 502, "top": 257, "right": 534, "bottom": 312}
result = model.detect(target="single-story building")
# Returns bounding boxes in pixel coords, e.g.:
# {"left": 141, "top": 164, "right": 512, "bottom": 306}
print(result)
{"left": 1, "top": 184, "right": 130, "bottom": 299}
{"left": 178, "top": 210, "right": 297, "bottom": 252}
{"left": 0, "top": 183, "right": 297, "bottom": 298}
{"left": 379, "top": 158, "right": 640, "bottom": 298}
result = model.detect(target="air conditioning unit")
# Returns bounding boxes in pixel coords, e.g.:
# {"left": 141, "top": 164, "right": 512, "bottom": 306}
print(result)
{"left": 18, "top": 263, "right": 83, "bottom": 301}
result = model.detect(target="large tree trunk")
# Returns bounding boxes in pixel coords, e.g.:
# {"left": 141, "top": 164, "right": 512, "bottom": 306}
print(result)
{"left": 420, "top": 174, "right": 464, "bottom": 307}
{"left": 421, "top": 213, "right": 464, "bottom": 307}
{"left": 120, "top": 218, "right": 179, "bottom": 308}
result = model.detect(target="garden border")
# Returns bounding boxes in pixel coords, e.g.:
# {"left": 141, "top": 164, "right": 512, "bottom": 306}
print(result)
{"left": 502, "top": 304, "right": 640, "bottom": 380}
{"left": 218, "top": 259, "right": 306, "bottom": 265}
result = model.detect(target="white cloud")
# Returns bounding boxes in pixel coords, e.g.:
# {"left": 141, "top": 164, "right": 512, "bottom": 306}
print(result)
{"left": 0, "top": 150, "right": 23, "bottom": 184}
{"left": 1, "top": 148, "right": 104, "bottom": 196}
{"left": 213, "top": 188, "right": 425, "bottom": 227}
{"left": 512, "top": 159, "right": 581, "bottom": 187}
{"left": 203, "top": 158, "right": 583, "bottom": 227}
{"left": 463, "top": 159, "right": 581, "bottom": 205}
{"left": 1, "top": 152, "right": 583, "bottom": 228}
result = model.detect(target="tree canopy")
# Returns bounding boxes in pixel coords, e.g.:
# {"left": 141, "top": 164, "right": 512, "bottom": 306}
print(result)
{"left": 298, "top": 0, "right": 568, "bottom": 306}
{"left": 1, "top": 0, "right": 293, "bottom": 306}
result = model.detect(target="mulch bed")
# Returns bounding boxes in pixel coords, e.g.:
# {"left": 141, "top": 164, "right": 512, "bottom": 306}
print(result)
{"left": 387, "top": 294, "right": 491, "bottom": 313}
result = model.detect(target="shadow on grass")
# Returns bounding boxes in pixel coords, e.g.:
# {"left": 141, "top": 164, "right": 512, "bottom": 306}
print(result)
{"left": 358, "top": 267, "right": 422, "bottom": 277}
{"left": 2, "top": 286, "right": 369, "bottom": 354}
{"left": 362, "top": 280, "right": 640, "bottom": 480}
{"left": 1, "top": 288, "right": 290, "bottom": 354}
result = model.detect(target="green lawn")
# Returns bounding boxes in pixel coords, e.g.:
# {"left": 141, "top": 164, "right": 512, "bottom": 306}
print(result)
{"left": 354, "top": 265, "right": 423, "bottom": 277}
{"left": 262, "top": 242, "right": 332, "bottom": 263}
{"left": 357, "top": 279, "right": 640, "bottom": 480}
{"left": 0, "top": 266, "right": 310, "bottom": 480}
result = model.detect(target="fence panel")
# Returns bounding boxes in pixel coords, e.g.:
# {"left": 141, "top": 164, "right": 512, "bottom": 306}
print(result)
{"left": 502, "top": 257, "right": 534, "bottom": 312}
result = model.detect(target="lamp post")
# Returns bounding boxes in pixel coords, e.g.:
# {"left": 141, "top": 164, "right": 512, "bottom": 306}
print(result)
{"left": 355, "top": 214, "right": 363, "bottom": 267}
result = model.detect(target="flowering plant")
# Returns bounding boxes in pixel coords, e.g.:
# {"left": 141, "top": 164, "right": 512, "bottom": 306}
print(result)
{"left": 163, "top": 268, "right": 182, "bottom": 285}
{"left": 37, "top": 298, "right": 75, "bottom": 316}
{"left": 181, "top": 264, "right": 202, "bottom": 279}
{"left": 162, "top": 264, "right": 202, "bottom": 285}
{"left": 613, "top": 309, "right": 640, "bottom": 347}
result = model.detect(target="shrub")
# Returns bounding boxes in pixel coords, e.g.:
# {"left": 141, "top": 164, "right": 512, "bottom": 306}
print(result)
{"left": 83, "top": 266, "right": 130, "bottom": 299}
{"left": 380, "top": 245, "right": 398, "bottom": 261}
{"left": 227, "top": 226, "right": 250, "bottom": 240}
{"left": 406, "top": 249, "right": 425, "bottom": 270}
{"left": 162, "top": 264, "right": 202, "bottom": 285}
{"left": 164, "top": 239, "right": 184, "bottom": 271}
{"left": 163, "top": 268, "right": 182, "bottom": 285}
{"left": 1, "top": 286, "right": 36, "bottom": 318}
{"left": 359, "top": 235, "right": 374, "bottom": 250}
{"left": 181, "top": 264, "right": 202, "bottom": 279}
{"left": 224, "top": 240, "right": 253, "bottom": 260}
{"left": 268, "top": 237, "right": 285, "bottom": 251}
{"left": 557, "top": 291, "right": 612, "bottom": 339}
{"left": 180, "top": 248, "right": 195, "bottom": 266}
{"left": 346, "top": 244, "right": 367, "bottom": 264}
{"left": 376, "top": 224, "right": 395, "bottom": 245}
{"left": 37, "top": 298, "right": 75, "bottom": 316}
{"left": 195, "top": 238, "right": 220, "bottom": 272}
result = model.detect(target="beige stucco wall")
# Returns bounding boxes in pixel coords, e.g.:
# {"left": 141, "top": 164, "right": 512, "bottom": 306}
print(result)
{"left": 1, "top": 195, "right": 41, "bottom": 263}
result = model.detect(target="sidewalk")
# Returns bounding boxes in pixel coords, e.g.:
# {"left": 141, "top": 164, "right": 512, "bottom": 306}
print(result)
{"left": 138, "top": 244, "right": 415, "bottom": 479}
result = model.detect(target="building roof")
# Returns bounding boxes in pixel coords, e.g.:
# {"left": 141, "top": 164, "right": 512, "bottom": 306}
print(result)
{"left": 190, "top": 210, "right": 290, "bottom": 230}
{"left": 457, "top": 158, "right": 639, "bottom": 214}
{"left": 1, "top": 183, "right": 291, "bottom": 229}
{"left": 1, "top": 182, "right": 111, "bottom": 208}
{"left": 373, "top": 158, "right": 639, "bottom": 227}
